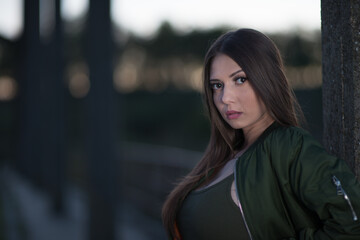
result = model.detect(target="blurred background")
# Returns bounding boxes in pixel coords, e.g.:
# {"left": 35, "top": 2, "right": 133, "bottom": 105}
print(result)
{"left": 0, "top": 0, "right": 322, "bottom": 239}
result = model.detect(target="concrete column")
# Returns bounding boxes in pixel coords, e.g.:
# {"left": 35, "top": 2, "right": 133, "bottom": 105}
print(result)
{"left": 321, "top": 0, "right": 360, "bottom": 178}
{"left": 86, "top": 0, "right": 118, "bottom": 239}
{"left": 18, "top": 0, "right": 42, "bottom": 182}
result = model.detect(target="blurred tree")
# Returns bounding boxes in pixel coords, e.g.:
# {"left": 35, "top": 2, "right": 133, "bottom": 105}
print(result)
{"left": 129, "top": 21, "right": 226, "bottom": 59}
{"left": 270, "top": 31, "right": 322, "bottom": 67}
{"left": 124, "top": 23, "right": 322, "bottom": 67}
{"left": 284, "top": 35, "right": 312, "bottom": 66}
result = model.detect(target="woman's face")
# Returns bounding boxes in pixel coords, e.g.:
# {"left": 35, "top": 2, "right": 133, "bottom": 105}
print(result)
{"left": 210, "top": 54, "right": 271, "bottom": 133}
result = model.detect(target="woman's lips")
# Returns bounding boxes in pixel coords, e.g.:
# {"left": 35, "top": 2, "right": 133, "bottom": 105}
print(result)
{"left": 226, "top": 110, "right": 242, "bottom": 120}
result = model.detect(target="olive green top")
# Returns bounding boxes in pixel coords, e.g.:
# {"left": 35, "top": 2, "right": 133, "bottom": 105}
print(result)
{"left": 177, "top": 174, "right": 250, "bottom": 240}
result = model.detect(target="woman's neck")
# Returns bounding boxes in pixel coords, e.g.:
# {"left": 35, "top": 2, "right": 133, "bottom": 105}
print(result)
{"left": 242, "top": 114, "right": 274, "bottom": 149}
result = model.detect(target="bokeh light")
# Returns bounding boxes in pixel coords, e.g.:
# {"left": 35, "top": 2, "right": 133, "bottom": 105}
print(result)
{"left": 67, "top": 63, "right": 90, "bottom": 98}
{"left": 0, "top": 76, "right": 17, "bottom": 101}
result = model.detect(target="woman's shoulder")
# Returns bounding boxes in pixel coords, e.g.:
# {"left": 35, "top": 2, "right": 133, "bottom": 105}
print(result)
{"left": 262, "top": 123, "right": 325, "bottom": 158}
{"left": 268, "top": 124, "right": 321, "bottom": 144}
{"left": 265, "top": 123, "right": 339, "bottom": 169}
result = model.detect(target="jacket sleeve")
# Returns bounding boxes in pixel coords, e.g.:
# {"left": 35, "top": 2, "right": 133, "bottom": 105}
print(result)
{"left": 288, "top": 130, "right": 360, "bottom": 239}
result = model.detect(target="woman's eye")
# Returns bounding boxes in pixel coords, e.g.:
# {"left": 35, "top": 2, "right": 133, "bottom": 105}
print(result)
{"left": 210, "top": 82, "right": 223, "bottom": 90}
{"left": 235, "top": 77, "right": 247, "bottom": 84}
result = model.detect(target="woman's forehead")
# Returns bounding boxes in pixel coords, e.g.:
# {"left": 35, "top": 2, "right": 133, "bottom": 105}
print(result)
{"left": 210, "top": 54, "right": 243, "bottom": 79}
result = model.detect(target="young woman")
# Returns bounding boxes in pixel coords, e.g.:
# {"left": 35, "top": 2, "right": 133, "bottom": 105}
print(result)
{"left": 162, "top": 28, "right": 360, "bottom": 239}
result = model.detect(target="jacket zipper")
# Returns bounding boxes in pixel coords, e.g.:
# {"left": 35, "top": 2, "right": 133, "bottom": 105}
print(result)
{"left": 332, "top": 175, "right": 358, "bottom": 221}
{"left": 234, "top": 160, "right": 254, "bottom": 240}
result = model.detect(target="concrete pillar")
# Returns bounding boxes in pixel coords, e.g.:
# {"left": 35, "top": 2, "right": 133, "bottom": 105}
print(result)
{"left": 321, "top": 0, "right": 360, "bottom": 178}
{"left": 40, "top": 0, "right": 65, "bottom": 214}
{"left": 18, "top": 0, "right": 42, "bottom": 182}
{"left": 86, "top": 0, "right": 118, "bottom": 239}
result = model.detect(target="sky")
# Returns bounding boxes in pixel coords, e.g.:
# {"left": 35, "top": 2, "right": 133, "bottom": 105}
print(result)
{"left": 0, "top": 0, "right": 321, "bottom": 40}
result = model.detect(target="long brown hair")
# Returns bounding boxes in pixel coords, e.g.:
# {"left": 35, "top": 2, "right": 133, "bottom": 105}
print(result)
{"left": 162, "top": 28, "right": 303, "bottom": 239}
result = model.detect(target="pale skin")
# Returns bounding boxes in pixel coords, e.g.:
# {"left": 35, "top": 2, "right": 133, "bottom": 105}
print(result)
{"left": 210, "top": 53, "right": 274, "bottom": 150}
{"left": 207, "top": 54, "right": 275, "bottom": 203}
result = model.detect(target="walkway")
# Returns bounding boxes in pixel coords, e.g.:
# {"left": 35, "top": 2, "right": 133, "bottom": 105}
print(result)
{"left": 1, "top": 166, "right": 166, "bottom": 240}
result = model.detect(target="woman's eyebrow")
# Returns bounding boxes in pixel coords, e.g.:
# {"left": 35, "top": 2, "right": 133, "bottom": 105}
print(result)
{"left": 229, "top": 69, "right": 244, "bottom": 78}
{"left": 209, "top": 69, "right": 244, "bottom": 81}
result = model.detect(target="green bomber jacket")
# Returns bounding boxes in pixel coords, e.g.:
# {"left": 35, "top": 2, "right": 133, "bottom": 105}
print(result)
{"left": 234, "top": 123, "right": 360, "bottom": 239}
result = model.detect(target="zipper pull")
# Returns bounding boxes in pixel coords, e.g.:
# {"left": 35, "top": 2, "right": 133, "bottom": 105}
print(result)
{"left": 332, "top": 175, "right": 343, "bottom": 195}
{"left": 332, "top": 175, "right": 358, "bottom": 221}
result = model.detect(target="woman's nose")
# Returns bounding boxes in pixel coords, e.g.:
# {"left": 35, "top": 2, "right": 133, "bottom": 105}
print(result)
{"left": 221, "top": 85, "right": 235, "bottom": 104}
